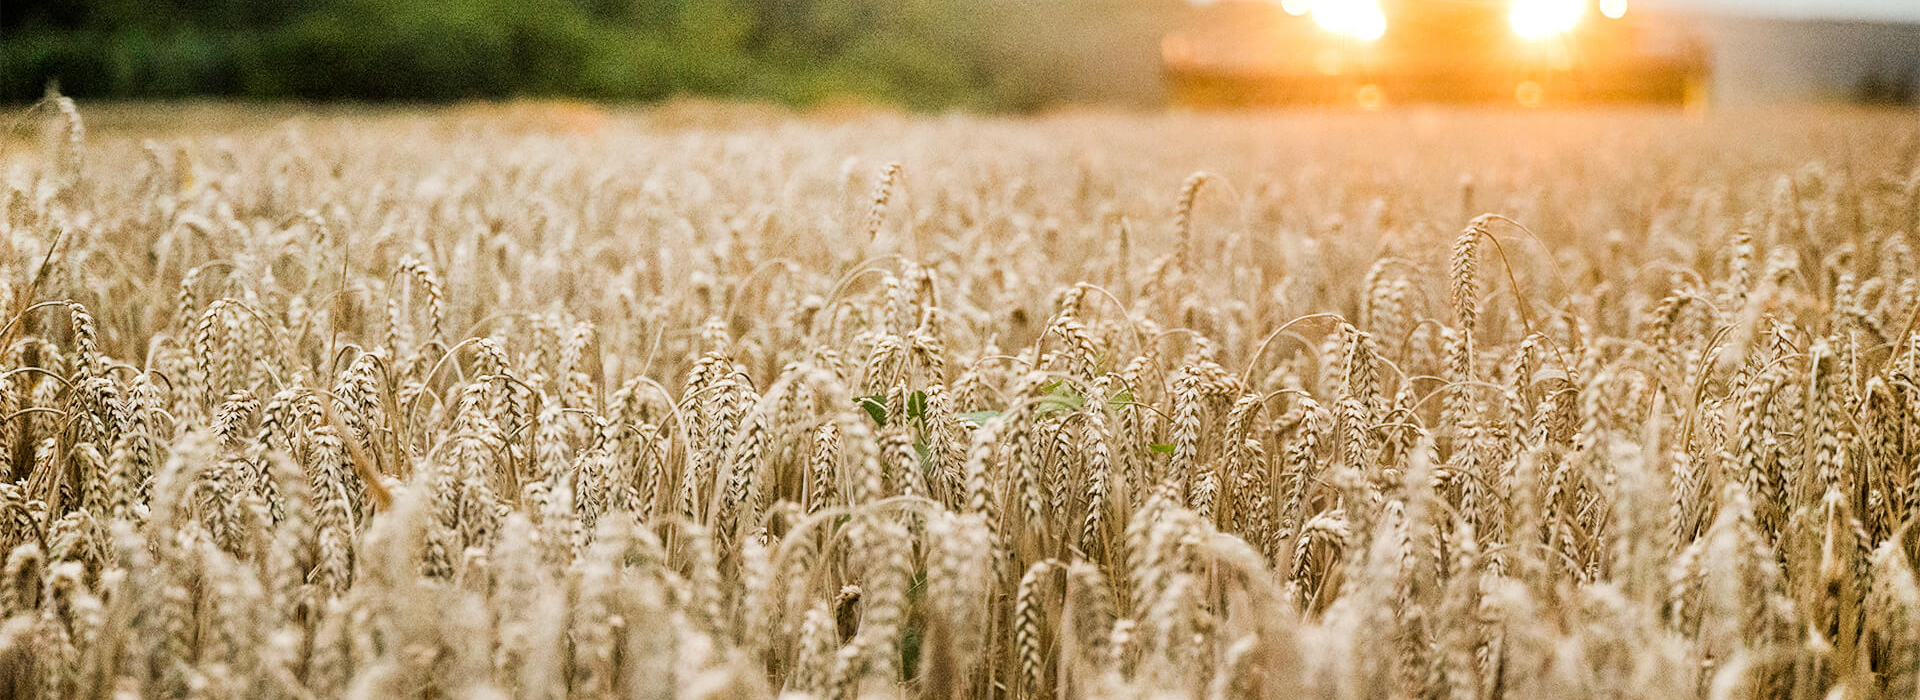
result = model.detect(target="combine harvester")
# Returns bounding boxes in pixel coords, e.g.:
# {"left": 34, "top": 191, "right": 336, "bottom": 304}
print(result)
{"left": 1163, "top": 0, "right": 1710, "bottom": 107}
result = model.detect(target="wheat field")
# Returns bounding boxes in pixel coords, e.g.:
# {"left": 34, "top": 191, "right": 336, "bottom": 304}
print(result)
{"left": 2, "top": 99, "right": 1919, "bottom": 700}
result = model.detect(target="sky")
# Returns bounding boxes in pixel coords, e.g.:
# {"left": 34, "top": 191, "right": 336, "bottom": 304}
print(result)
{"left": 1649, "top": 0, "right": 1920, "bottom": 22}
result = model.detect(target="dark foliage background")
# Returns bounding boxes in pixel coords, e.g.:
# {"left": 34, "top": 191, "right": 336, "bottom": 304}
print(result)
{"left": 0, "top": 0, "right": 1182, "bottom": 109}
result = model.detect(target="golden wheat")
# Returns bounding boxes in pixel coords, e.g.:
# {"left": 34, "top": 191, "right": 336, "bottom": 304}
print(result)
{"left": 0, "top": 100, "right": 1917, "bottom": 700}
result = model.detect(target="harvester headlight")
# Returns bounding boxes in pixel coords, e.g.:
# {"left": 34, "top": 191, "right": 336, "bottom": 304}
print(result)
{"left": 1311, "top": 0, "right": 1387, "bottom": 41}
{"left": 1510, "top": 0, "right": 1584, "bottom": 39}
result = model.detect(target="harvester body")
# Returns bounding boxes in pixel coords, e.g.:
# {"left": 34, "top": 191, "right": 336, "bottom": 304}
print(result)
{"left": 1163, "top": 0, "right": 1709, "bottom": 106}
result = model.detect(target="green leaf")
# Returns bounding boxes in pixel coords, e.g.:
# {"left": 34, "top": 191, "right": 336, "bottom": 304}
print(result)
{"left": 913, "top": 440, "right": 937, "bottom": 485}
{"left": 1149, "top": 443, "right": 1175, "bottom": 454}
{"left": 907, "top": 390, "right": 928, "bottom": 419}
{"left": 1107, "top": 389, "right": 1134, "bottom": 411}
{"left": 1037, "top": 382, "right": 1085, "bottom": 415}
{"left": 959, "top": 410, "right": 1000, "bottom": 425}
{"left": 857, "top": 394, "right": 889, "bottom": 427}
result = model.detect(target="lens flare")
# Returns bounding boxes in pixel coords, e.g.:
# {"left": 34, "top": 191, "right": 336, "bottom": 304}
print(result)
{"left": 1510, "top": 0, "right": 1584, "bottom": 39}
{"left": 1515, "top": 80, "right": 1544, "bottom": 106}
{"left": 1312, "top": 0, "right": 1387, "bottom": 41}
{"left": 1281, "top": 0, "right": 1311, "bottom": 17}
{"left": 1599, "top": 0, "right": 1627, "bottom": 19}
{"left": 1356, "top": 84, "right": 1386, "bottom": 110}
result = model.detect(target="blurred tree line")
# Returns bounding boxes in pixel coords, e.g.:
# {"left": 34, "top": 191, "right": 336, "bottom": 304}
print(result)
{"left": 0, "top": 0, "right": 1119, "bottom": 110}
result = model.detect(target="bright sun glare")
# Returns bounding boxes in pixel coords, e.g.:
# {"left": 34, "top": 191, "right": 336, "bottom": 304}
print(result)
{"left": 1310, "top": 0, "right": 1388, "bottom": 41}
{"left": 1510, "top": 0, "right": 1586, "bottom": 39}
{"left": 1293, "top": 0, "right": 1614, "bottom": 42}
